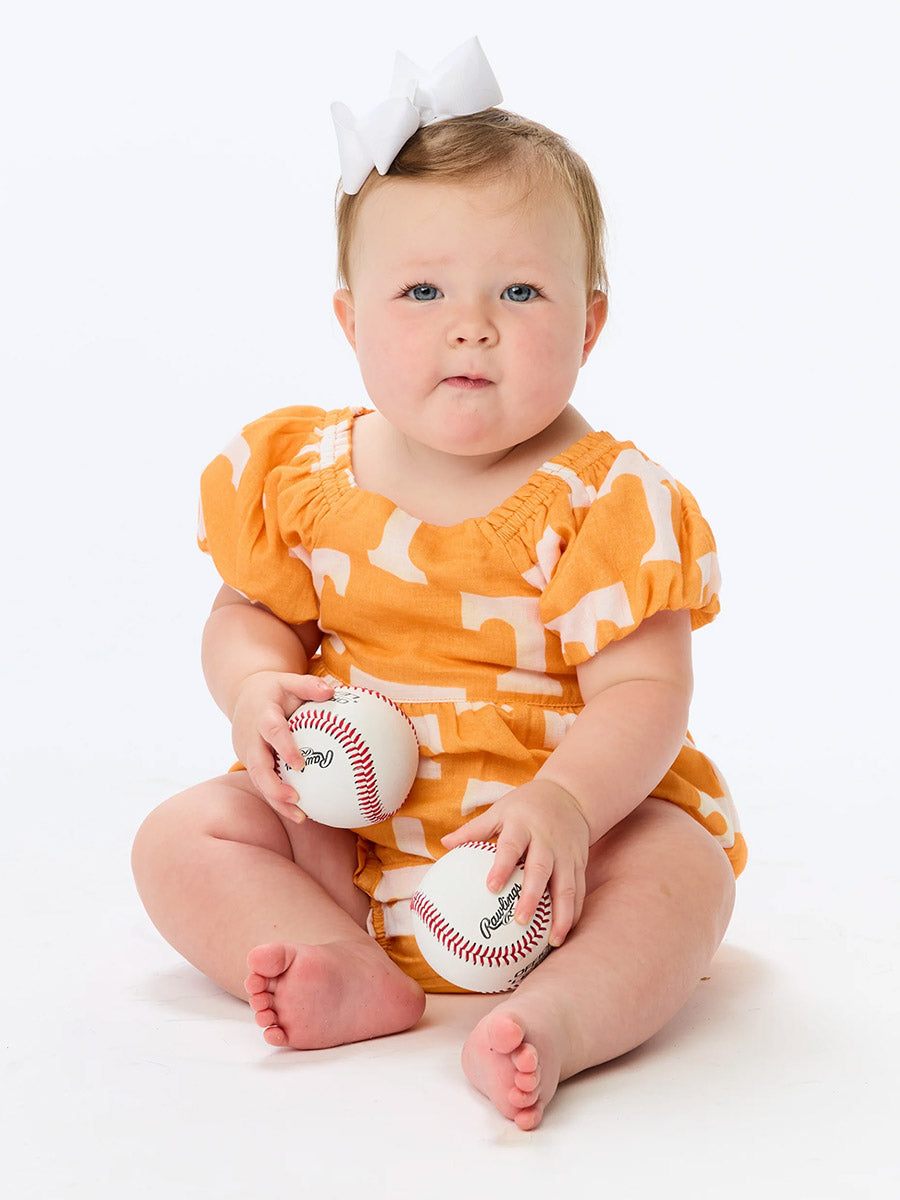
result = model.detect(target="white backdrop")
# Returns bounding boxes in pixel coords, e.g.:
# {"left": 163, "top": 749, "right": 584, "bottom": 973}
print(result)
{"left": 2, "top": 2, "right": 897, "bottom": 1196}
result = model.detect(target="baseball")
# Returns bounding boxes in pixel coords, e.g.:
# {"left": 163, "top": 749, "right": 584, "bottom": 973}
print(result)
{"left": 410, "top": 842, "right": 553, "bottom": 993}
{"left": 276, "top": 686, "right": 419, "bottom": 828}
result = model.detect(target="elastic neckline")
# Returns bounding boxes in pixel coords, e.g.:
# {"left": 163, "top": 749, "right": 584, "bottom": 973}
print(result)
{"left": 319, "top": 408, "right": 618, "bottom": 540}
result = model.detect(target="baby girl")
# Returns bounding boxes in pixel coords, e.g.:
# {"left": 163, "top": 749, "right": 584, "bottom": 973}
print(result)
{"left": 132, "top": 39, "right": 745, "bottom": 1131}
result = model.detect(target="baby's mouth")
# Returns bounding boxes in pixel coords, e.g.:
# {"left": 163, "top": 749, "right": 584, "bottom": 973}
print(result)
{"left": 443, "top": 376, "right": 492, "bottom": 390}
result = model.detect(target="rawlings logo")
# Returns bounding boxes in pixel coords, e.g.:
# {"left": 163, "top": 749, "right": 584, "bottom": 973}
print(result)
{"left": 479, "top": 883, "right": 521, "bottom": 939}
{"left": 298, "top": 748, "right": 334, "bottom": 770}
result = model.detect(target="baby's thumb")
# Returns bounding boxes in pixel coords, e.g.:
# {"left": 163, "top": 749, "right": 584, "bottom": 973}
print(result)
{"left": 283, "top": 676, "right": 334, "bottom": 710}
{"left": 441, "top": 812, "right": 495, "bottom": 850}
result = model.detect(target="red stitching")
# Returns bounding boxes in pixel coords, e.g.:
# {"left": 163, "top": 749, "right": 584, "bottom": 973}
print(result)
{"left": 353, "top": 686, "right": 419, "bottom": 744}
{"left": 284, "top": 688, "right": 417, "bottom": 825}
{"left": 411, "top": 842, "right": 551, "bottom": 970}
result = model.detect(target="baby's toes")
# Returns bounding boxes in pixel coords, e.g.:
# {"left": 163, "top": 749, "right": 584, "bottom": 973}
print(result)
{"left": 247, "top": 942, "right": 293, "bottom": 979}
{"left": 253, "top": 1001, "right": 280, "bottom": 1027}
{"left": 512, "top": 1042, "right": 539, "bottom": 1075}
{"left": 515, "top": 1103, "right": 545, "bottom": 1132}
{"left": 509, "top": 1086, "right": 534, "bottom": 1109}
{"left": 514, "top": 1064, "right": 540, "bottom": 1094}
{"left": 248, "top": 990, "right": 274, "bottom": 1015}
{"left": 244, "top": 970, "right": 271, "bottom": 997}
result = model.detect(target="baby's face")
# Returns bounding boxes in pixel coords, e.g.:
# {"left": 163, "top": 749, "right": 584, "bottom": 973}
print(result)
{"left": 334, "top": 176, "right": 606, "bottom": 463}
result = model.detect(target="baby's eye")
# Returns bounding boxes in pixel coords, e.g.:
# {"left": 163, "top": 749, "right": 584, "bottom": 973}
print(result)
{"left": 502, "top": 284, "right": 540, "bottom": 303}
{"left": 405, "top": 283, "right": 443, "bottom": 302}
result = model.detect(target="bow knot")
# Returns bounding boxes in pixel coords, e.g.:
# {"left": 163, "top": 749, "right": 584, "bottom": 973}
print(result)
{"left": 331, "top": 38, "right": 502, "bottom": 194}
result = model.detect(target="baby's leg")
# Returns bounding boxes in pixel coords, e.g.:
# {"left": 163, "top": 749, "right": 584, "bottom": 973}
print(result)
{"left": 462, "top": 799, "right": 736, "bottom": 1129}
{"left": 132, "top": 773, "right": 425, "bottom": 1048}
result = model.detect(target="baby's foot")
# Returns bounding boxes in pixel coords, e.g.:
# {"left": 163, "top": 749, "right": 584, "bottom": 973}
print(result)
{"left": 244, "top": 940, "right": 425, "bottom": 1050}
{"left": 461, "top": 1008, "right": 563, "bottom": 1131}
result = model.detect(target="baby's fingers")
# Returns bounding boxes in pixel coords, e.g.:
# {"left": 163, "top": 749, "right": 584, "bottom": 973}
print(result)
{"left": 259, "top": 704, "right": 306, "bottom": 773}
{"left": 244, "top": 739, "right": 306, "bottom": 822}
{"left": 513, "top": 845, "right": 554, "bottom": 928}
{"left": 282, "top": 675, "right": 334, "bottom": 709}
{"left": 546, "top": 868, "right": 583, "bottom": 947}
{"left": 440, "top": 809, "right": 500, "bottom": 852}
{"left": 484, "top": 824, "right": 532, "bottom": 895}
{"left": 262, "top": 678, "right": 335, "bottom": 772}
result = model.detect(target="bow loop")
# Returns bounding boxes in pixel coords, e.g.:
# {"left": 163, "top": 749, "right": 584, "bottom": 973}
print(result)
{"left": 331, "top": 98, "right": 420, "bottom": 195}
{"left": 332, "top": 37, "right": 502, "bottom": 194}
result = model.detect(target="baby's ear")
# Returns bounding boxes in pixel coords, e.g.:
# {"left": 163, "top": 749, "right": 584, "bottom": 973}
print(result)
{"left": 581, "top": 291, "right": 608, "bottom": 364}
{"left": 333, "top": 289, "right": 357, "bottom": 350}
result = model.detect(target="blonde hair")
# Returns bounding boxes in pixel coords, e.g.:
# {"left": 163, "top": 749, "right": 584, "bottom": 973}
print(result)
{"left": 336, "top": 108, "right": 608, "bottom": 299}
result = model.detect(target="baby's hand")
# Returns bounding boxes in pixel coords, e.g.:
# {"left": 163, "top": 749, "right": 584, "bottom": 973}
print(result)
{"left": 440, "top": 780, "right": 590, "bottom": 947}
{"left": 231, "top": 671, "right": 334, "bottom": 822}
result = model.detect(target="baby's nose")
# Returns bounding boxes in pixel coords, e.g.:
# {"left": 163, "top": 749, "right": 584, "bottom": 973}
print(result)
{"left": 448, "top": 308, "right": 498, "bottom": 346}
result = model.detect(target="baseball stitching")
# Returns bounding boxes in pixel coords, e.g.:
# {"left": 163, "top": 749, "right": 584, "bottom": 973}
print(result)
{"left": 354, "top": 686, "right": 419, "bottom": 745}
{"left": 410, "top": 841, "right": 552, "bottom": 971}
{"left": 286, "top": 688, "right": 416, "bottom": 825}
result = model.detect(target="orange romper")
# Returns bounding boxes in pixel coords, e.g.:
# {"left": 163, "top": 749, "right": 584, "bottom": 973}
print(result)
{"left": 199, "top": 406, "right": 746, "bottom": 993}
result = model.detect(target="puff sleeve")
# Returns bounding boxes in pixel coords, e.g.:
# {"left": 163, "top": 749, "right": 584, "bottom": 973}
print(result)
{"left": 197, "top": 406, "right": 324, "bottom": 625}
{"left": 538, "top": 446, "right": 721, "bottom": 666}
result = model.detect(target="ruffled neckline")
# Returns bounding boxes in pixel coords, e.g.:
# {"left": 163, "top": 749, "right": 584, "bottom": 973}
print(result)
{"left": 322, "top": 407, "right": 620, "bottom": 539}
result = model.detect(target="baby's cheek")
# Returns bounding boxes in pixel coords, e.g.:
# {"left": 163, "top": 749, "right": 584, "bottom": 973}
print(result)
{"left": 355, "top": 329, "right": 405, "bottom": 391}
{"left": 520, "top": 332, "right": 582, "bottom": 387}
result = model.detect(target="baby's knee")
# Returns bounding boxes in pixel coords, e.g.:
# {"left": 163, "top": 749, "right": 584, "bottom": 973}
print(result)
{"left": 686, "top": 820, "right": 736, "bottom": 934}
{"left": 131, "top": 792, "right": 192, "bottom": 887}
{"left": 131, "top": 777, "right": 284, "bottom": 886}
{"left": 596, "top": 800, "right": 737, "bottom": 935}
{"left": 658, "top": 812, "right": 736, "bottom": 956}
{"left": 655, "top": 801, "right": 735, "bottom": 907}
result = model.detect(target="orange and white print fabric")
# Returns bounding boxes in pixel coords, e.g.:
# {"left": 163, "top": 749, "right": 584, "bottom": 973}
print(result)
{"left": 199, "top": 406, "right": 746, "bottom": 993}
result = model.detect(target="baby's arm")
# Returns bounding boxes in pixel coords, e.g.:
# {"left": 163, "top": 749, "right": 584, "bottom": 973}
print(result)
{"left": 202, "top": 583, "right": 333, "bottom": 821}
{"left": 538, "top": 607, "right": 693, "bottom": 840}
{"left": 442, "top": 609, "right": 693, "bottom": 945}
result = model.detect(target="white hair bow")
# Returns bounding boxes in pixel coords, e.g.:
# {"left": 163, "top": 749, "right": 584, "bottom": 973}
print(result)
{"left": 331, "top": 37, "right": 503, "bottom": 195}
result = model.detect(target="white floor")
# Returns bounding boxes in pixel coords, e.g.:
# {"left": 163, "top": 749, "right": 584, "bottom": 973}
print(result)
{"left": 3, "top": 3, "right": 898, "bottom": 1196}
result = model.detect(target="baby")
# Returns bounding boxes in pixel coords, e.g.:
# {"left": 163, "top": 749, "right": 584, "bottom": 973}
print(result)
{"left": 132, "top": 39, "right": 746, "bottom": 1131}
